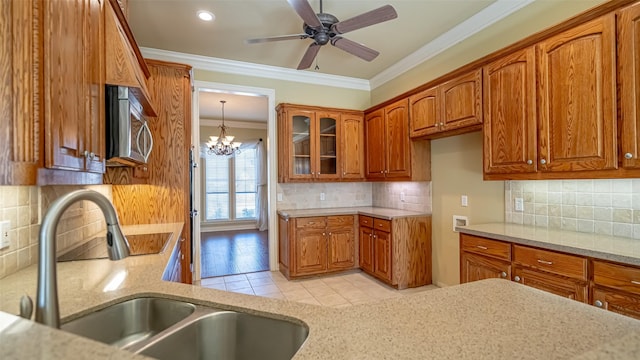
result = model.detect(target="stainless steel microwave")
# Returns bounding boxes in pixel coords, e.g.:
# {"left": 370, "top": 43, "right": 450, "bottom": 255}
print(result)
{"left": 105, "top": 85, "right": 153, "bottom": 166}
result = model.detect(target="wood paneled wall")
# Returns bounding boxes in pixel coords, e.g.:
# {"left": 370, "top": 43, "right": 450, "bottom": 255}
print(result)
{"left": 111, "top": 59, "right": 192, "bottom": 282}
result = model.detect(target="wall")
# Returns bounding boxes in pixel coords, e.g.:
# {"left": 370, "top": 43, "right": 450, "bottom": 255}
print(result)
{"left": 0, "top": 185, "right": 111, "bottom": 279}
{"left": 431, "top": 132, "right": 504, "bottom": 287}
{"left": 506, "top": 180, "right": 640, "bottom": 239}
{"left": 370, "top": 0, "right": 607, "bottom": 104}
{"left": 194, "top": 69, "right": 371, "bottom": 110}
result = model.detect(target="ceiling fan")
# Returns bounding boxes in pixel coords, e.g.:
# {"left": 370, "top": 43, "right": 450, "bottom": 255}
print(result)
{"left": 246, "top": 0, "right": 398, "bottom": 70}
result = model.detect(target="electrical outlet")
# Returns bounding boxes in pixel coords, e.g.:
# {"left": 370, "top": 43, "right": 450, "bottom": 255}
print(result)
{"left": 461, "top": 195, "right": 468, "bottom": 207}
{"left": 515, "top": 197, "right": 524, "bottom": 212}
{"left": 277, "top": 193, "right": 283, "bottom": 202}
{"left": 453, "top": 215, "right": 468, "bottom": 232}
{"left": 0, "top": 220, "right": 10, "bottom": 249}
{"left": 320, "top": 192, "right": 325, "bottom": 201}
{"left": 400, "top": 192, "right": 405, "bottom": 202}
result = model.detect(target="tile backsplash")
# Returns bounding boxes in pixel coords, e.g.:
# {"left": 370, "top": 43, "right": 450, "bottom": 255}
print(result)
{"left": 505, "top": 179, "right": 640, "bottom": 239}
{"left": 372, "top": 182, "right": 432, "bottom": 213}
{"left": 276, "top": 181, "right": 432, "bottom": 214}
{"left": 0, "top": 185, "right": 111, "bottom": 279}
{"left": 277, "top": 182, "right": 372, "bottom": 209}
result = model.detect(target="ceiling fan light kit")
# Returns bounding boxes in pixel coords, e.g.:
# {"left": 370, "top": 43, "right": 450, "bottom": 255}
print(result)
{"left": 246, "top": 0, "right": 397, "bottom": 70}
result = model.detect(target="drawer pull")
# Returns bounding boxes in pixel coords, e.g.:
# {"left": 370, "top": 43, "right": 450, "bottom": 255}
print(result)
{"left": 500, "top": 271, "right": 507, "bottom": 278}
{"left": 631, "top": 280, "right": 640, "bottom": 286}
{"left": 476, "top": 245, "right": 488, "bottom": 250}
{"left": 537, "top": 259, "right": 553, "bottom": 265}
{"left": 594, "top": 300, "right": 603, "bottom": 308}
{"left": 514, "top": 276, "right": 521, "bottom": 282}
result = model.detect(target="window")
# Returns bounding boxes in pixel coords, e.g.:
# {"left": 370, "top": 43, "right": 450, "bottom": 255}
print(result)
{"left": 204, "top": 149, "right": 257, "bottom": 221}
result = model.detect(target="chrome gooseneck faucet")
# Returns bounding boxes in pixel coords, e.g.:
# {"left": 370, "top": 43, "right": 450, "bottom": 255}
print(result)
{"left": 32, "top": 190, "right": 130, "bottom": 328}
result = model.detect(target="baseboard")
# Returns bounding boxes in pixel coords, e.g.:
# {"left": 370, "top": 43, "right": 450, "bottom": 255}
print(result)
{"left": 200, "top": 222, "right": 258, "bottom": 232}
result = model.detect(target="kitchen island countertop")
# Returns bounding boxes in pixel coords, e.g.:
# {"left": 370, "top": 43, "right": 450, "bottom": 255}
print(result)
{"left": 2, "top": 222, "right": 640, "bottom": 359}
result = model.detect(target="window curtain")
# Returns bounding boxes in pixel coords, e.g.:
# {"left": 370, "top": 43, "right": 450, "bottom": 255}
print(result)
{"left": 255, "top": 139, "right": 268, "bottom": 231}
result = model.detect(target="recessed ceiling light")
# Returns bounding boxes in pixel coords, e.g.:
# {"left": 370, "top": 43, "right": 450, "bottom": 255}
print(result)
{"left": 197, "top": 10, "right": 215, "bottom": 22}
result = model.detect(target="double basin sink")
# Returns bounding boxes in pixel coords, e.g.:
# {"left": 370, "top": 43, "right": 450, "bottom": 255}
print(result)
{"left": 61, "top": 297, "right": 308, "bottom": 360}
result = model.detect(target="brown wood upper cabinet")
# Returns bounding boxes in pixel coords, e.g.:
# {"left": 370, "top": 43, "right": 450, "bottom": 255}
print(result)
{"left": 409, "top": 69, "right": 482, "bottom": 139}
{"left": 483, "top": 47, "right": 537, "bottom": 175}
{"left": 277, "top": 104, "right": 364, "bottom": 182}
{"left": 537, "top": 15, "right": 617, "bottom": 173}
{"left": 618, "top": 2, "right": 640, "bottom": 169}
{"left": 4, "top": 0, "right": 107, "bottom": 184}
{"left": 483, "top": 14, "right": 619, "bottom": 179}
{"left": 365, "top": 99, "right": 410, "bottom": 179}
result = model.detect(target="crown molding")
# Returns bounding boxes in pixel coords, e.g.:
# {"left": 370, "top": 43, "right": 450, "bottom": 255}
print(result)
{"left": 141, "top": 47, "right": 370, "bottom": 91}
{"left": 369, "top": 0, "right": 535, "bottom": 90}
{"left": 200, "top": 119, "right": 268, "bottom": 130}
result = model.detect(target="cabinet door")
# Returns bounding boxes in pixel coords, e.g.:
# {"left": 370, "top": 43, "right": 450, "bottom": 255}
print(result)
{"left": 84, "top": 0, "right": 105, "bottom": 173}
{"left": 537, "top": 15, "right": 617, "bottom": 172}
{"left": 341, "top": 113, "right": 365, "bottom": 179}
{"left": 409, "top": 86, "right": 440, "bottom": 138}
{"left": 483, "top": 47, "right": 537, "bottom": 174}
{"left": 441, "top": 69, "right": 482, "bottom": 130}
{"left": 44, "top": 0, "right": 86, "bottom": 171}
{"left": 460, "top": 252, "right": 511, "bottom": 284}
{"left": 359, "top": 226, "right": 374, "bottom": 273}
{"left": 513, "top": 266, "right": 588, "bottom": 303}
{"left": 288, "top": 109, "right": 316, "bottom": 180}
{"left": 384, "top": 99, "right": 411, "bottom": 178}
{"left": 327, "top": 226, "right": 355, "bottom": 271}
{"left": 618, "top": 3, "right": 640, "bottom": 169}
{"left": 315, "top": 112, "right": 340, "bottom": 180}
{"left": 293, "top": 229, "right": 327, "bottom": 276}
{"left": 373, "top": 230, "right": 392, "bottom": 283}
{"left": 593, "top": 287, "right": 640, "bottom": 320}
{"left": 364, "top": 109, "right": 386, "bottom": 179}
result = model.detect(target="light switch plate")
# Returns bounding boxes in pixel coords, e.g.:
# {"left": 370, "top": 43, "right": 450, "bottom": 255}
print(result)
{"left": 461, "top": 195, "right": 468, "bottom": 207}
{"left": 400, "top": 192, "right": 405, "bottom": 202}
{"left": 0, "top": 220, "right": 10, "bottom": 249}
{"left": 515, "top": 197, "right": 524, "bottom": 212}
{"left": 320, "top": 192, "right": 325, "bottom": 201}
{"left": 277, "top": 193, "right": 283, "bottom": 202}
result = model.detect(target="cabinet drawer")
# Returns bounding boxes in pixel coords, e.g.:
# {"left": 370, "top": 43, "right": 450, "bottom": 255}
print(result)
{"left": 359, "top": 215, "right": 373, "bottom": 228}
{"left": 513, "top": 245, "right": 587, "bottom": 281}
{"left": 295, "top": 217, "right": 325, "bottom": 229}
{"left": 373, "top": 218, "right": 391, "bottom": 233}
{"left": 593, "top": 261, "right": 640, "bottom": 294}
{"left": 460, "top": 234, "right": 511, "bottom": 261}
{"left": 327, "top": 215, "right": 354, "bottom": 228}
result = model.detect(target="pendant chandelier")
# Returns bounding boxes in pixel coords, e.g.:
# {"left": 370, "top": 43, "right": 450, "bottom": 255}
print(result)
{"left": 206, "top": 100, "right": 241, "bottom": 156}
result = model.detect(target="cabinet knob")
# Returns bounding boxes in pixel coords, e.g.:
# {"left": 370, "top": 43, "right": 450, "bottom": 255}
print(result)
{"left": 322, "top": 232, "right": 326, "bottom": 236}
{"left": 514, "top": 276, "right": 521, "bottom": 282}
{"left": 439, "top": 122, "right": 444, "bottom": 127}
{"left": 526, "top": 159, "right": 533, "bottom": 165}
{"left": 625, "top": 153, "right": 633, "bottom": 159}
{"left": 594, "top": 300, "right": 603, "bottom": 308}
{"left": 380, "top": 171, "right": 383, "bottom": 174}
{"left": 540, "top": 159, "right": 546, "bottom": 165}
{"left": 89, "top": 152, "right": 95, "bottom": 160}
{"left": 328, "top": 232, "right": 331, "bottom": 236}
{"left": 83, "top": 150, "right": 89, "bottom": 158}
{"left": 500, "top": 271, "right": 507, "bottom": 278}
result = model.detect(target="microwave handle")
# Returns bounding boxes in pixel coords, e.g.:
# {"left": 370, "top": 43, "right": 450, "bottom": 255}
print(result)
{"left": 137, "top": 121, "right": 154, "bottom": 162}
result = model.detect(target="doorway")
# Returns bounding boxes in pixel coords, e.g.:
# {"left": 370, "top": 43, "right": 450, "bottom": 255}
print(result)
{"left": 191, "top": 81, "right": 276, "bottom": 283}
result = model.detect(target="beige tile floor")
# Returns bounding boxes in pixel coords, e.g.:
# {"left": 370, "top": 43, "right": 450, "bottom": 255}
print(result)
{"left": 199, "top": 270, "right": 438, "bottom": 308}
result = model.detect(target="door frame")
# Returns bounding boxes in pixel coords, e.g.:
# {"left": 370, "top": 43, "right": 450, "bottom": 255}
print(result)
{"left": 191, "top": 80, "right": 277, "bottom": 282}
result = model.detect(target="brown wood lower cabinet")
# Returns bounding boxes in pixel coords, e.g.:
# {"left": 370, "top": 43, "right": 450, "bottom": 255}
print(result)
{"left": 460, "top": 232, "right": 640, "bottom": 318}
{"left": 279, "top": 215, "right": 356, "bottom": 279}
{"left": 512, "top": 265, "right": 588, "bottom": 303}
{"left": 359, "top": 215, "right": 432, "bottom": 289}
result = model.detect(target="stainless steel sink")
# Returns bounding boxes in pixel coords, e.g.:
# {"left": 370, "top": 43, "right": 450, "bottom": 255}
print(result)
{"left": 138, "top": 311, "right": 309, "bottom": 360}
{"left": 61, "top": 297, "right": 196, "bottom": 349}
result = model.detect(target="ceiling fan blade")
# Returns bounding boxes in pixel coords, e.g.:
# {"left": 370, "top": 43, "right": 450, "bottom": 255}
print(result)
{"left": 332, "top": 4, "right": 398, "bottom": 34}
{"left": 245, "top": 34, "right": 309, "bottom": 44}
{"left": 297, "top": 43, "right": 321, "bottom": 70}
{"left": 331, "top": 37, "right": 379, "bottom": 62}
{"left": 287, "top": 0, "right": 322, "bottom": 28}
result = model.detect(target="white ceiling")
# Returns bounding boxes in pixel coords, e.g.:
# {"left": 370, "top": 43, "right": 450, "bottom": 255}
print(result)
{"left": 129, "top": 0, "right": 497, "bottom": 80}
{"left": 198, "top": 90, "right": 268, "bottom": 123}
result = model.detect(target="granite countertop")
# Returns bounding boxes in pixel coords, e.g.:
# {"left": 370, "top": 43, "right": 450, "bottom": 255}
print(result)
{"left": 2, "top": 222, "right": 640, "bottom": 359}
{"left": 277, "top": 206, "right": 430, "bottom": 220}
{"left": 457, "top": 223, "right": 640, "bottom": 266}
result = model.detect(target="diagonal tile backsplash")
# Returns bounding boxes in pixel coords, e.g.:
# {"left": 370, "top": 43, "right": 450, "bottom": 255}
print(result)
{"left": 505, "top": 179, "right": 640, "bottom": 239}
